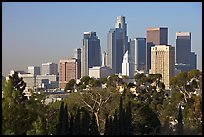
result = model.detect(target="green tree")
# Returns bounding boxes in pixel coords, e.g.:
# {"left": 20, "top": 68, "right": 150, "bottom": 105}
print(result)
{"left": 177, "top": 105, "right": 183, "bottom": 135}
{"left": 73, "top": 108, "right": 81, "bottom": 135}
{"left": 125, "top": 101, "right": 132, "bottom": 135}
{"left": 56, "top": 101, "right": 64, "bottom": 135}
{"left": 69, "top": 112, "right": 74, "bottom": 135}
{"left": 2, "top": 74, "right": 47, "bottom": 135}
{"left": 89, "top": 112, "right": 100, "bottom": 135}
{"left": 26, "top": 116, "right": 47, "bottom": 135}
{"left": 104, "top": 114, "right": 111, "bottom": 135}
{"left": 81, "top": 108, "right": 91, "bottom": 135}
{"left": 64, "top": 79, "right": 76, "bottom": 92}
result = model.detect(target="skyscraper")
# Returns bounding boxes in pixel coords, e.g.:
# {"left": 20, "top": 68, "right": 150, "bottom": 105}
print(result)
{"left": 176, "top": 32, "right": 191, "bottom": 64}
{"left": 102, "top": 51, "right": 107, "bottom": 66}
{"left": 129, "top": 38, "right": 146, "bottom": 72}
{"left": 81, "top": 32, "right": 101, "bottom": 77}
{"left": 28, "top": 66, "right": 40, "bottom": 76}
{"left": 149, "top": 45, "right": 175, "bottom": 89}
{"left": 59, "top": 59, "right": 78, "bottom": 89}
{"left": 107, "top": 28, "right": 124, "bottom": 74}
{"left": 146, "top": 27, "right": 168, "bottom": 72}
{"left": 122, "top": 50, "right": 134, "bottom": 78}
{"left": 115, "top": 16, "right": 128, "bottom": 53}
{"left": 74, "top": 48, "right": 81, "bottom": 79}
{"left": 190, "top": 52, "right": 197, "bottom": 70}
{"left": 42, "top": 62, "right": 58, "bottom": 75}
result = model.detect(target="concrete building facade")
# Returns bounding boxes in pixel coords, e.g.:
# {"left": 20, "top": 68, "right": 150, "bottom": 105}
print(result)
{"left": 59, "top": 59, "right": 78, "bottom": 90}
{"left": 89, "top": 66, "right": 114, "bottom": 79}
{"left": 28, "top": 66, "right": 40, "bottom": 76}
{"left": 42, "top": 62, "right": 58, "bottom": 75}
{"left": 149, "top": 45, "right": 175, "bottom": 89}
{"left": 122, "top": 50, "right": 134, "bottom": 78}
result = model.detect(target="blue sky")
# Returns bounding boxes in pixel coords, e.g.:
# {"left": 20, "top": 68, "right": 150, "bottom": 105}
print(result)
{"left": 2, "top": 2, "right": 202, "bottom": 76}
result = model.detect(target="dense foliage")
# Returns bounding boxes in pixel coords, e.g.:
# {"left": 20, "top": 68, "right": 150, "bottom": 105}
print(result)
{"left": 2, "top": 70, "right": 202, "bottom": 135}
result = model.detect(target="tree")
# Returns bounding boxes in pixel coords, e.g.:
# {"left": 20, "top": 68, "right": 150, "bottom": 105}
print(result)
{"left": 125, "top": 101, "right": 132, "bottom": 135}
{"left": 112, "top": 110, "right": 119, "bottom": 135}
{"left": 81, "top": 108, "right": 91, "bottom": 135}
{"left": 2, "top": 74, "right": 48, "bottom": 135}
{"left": 104, "top": 114, "right": 111, "bottom": 135}
{"left": 89, "top": 112, "right": 100, "bottom": 135}
{"left": 26, "top": 116, "right": 47, "bottom": 135}
{"left": 69, "top": 112, "right": 74, "bottom": 135}
{"left": 177, "top": 105, "right": 183, "bottom": 135}
{"left": 119, "top": 96, "right": 125, "bottom": 135}
{"left": 134, "top": 105, "right": 161, "bottom": 134}
{"left": 61, "top": 104, "right": 69, "bottom": 135}
{"left": 56, "top": 101, "right": 64, "bottom": 135}
{"left": 64, "top": 79, "right": 76, "bottom": 92}
{"left": 73, "top": 108, "right": 81, "bottom": 135}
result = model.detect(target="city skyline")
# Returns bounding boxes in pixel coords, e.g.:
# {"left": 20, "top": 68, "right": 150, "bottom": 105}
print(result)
{"left": 2, "top": 2, "right": 202, "bottom": 76}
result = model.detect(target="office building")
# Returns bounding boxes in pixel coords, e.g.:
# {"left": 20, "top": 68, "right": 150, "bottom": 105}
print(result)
{"left": 102, "top": 51, "right": 107, "bottom": 66}
{"left": 146, "top": 27, "right": 168, "bottom": 72}
{"left": 175, "top": 32, "right": 197, "bottom": 72}
{"left": 129, "top": 38, "right": 146, "bottom": 72}
{"left": 190, "top": 52, "right": 197, "bottom": 70}
{"left": 42, "top": 62, "right": 58, "bottom": 75}
{"left": 122, "top": 50, "right": 134, "bottom": 78}
{"left": 176, "top": 32, "right": 191, "bottom": 64}
{"left": 149, "top": 45, "right": 175, "bottom": 89}
{"left": 107, "top": 28, "right": 124, "bottom": 74}
{"left": 59, "top": 59, "right": 78, "bottom": 90}
{"left": 28, "top": 66, "right": 40, "bottom": 76}
{"left": 89, "top": 66, "right": 114, "bottom": 79}
{"left": 74, "top": 48, "right": 81, "bottom": 79}
{"left": 36, "top": 75, "right": 58, "bottom": 89}
{"left": 81, "top": 32, "right": 101, "bottom": 77}
{"left": 115, "top": 16, "right": 128, "bottom": 52}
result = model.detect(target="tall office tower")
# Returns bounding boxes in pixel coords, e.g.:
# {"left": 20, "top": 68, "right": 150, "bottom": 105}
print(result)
{"left": 190, "top": 52, "right": 197, "bottom": 70}
{"left": 74, "top": 48, "right": 81, "bottom": 79}
{"left": 28, "top": 66, "right": 40, "bottom": 75}
{"left": 149, "top": 45, "right": 175, "bottom": 89}
{"left": 42, "top": 62, "right": 58, "bottom": 75}
{"left": 146, "top": 27, "right": 168, "bottom": 72}
{"left": 102, "top": 51, "right": 107, "bottom": 66}
{"left": 115, "top": 16, "right": 128, "bottom": 52}
{"left": 176, "top": 32, "right": 191, "bottom": 64}
{"left": 107, "top": 28, "right": 124, "bottom": 74}
{"left": 81, "top": 32, "right": 101, "bottom": 77}
{"left": 122, "top": 50, "right": 134, "bottom": 78}
{"left": 129, "top": 38, "right": 146, "bottom": 72}
{"left": 59, "top": 59, "right": 78, "bottom": 89}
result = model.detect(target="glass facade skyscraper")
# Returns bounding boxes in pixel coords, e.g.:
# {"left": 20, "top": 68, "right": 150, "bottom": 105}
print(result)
{"left": 129, "top": 38, "right": 146, "bottom": 72}
{"left": 107, "top": 28, "right": 124, "bottom": 74}
{"left": 81, "top": 32, "right": 101, "bottom": 77}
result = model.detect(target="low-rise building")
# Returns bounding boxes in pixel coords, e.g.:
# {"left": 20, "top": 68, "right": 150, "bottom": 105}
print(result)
{"left": 89, "top": 66, "right": 114, "bottom": 79}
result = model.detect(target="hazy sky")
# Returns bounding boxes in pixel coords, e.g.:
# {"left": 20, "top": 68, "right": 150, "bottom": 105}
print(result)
{"left": 2, "top": 2, "right": 202, "bottom": 76}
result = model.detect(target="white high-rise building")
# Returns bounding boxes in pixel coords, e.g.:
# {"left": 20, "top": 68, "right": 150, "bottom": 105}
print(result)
{"left": 102, "top": 51, "right": 107, "bottom": 66}
{"left": 28, "top": 66, "right": 40, "bottom": 76}
{"left": 122, "top": 50, "right": 134, "bottom": 78}
{"left": 42, "top": 62, "right": 58, "bottom": 75}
